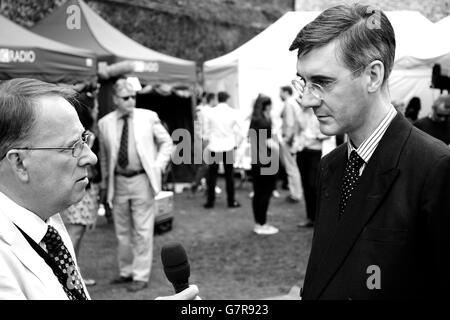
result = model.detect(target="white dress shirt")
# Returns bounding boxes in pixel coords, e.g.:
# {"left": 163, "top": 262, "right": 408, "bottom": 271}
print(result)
{"left": 204, "top": 102, "right": 243, "bottom": 152}
{"left": 348, "top": 104, "right": 397, "bottom": 175}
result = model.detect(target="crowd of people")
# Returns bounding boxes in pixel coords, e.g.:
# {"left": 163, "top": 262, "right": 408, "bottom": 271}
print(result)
{"left": 0, "top": 2, "right": 449, "bottom": 300}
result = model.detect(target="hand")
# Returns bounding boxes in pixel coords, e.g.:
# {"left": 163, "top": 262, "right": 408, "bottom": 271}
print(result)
{"left": 154, "top": 285, "right": 201, "bottom": 300}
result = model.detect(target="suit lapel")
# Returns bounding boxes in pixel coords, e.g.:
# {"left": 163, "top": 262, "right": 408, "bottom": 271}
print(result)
{"left": 305, "top": 144, "right": 346, "bottom": 285}
{"left": 110, "top": 112, "right": 119, "bottom": 165}
{"left": 307, "top": 113, "right": 411, "bottom": 299}
{"left": 9, "top": 228, "right": 66, "bottom": 296}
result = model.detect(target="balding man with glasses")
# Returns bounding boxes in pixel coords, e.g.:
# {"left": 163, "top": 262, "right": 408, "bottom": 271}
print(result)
{"left": 0, "top": 78, "right": 97, "bottom": 299}
{"left": 290, "top": 4, "right": 450, "bottom": 300}
{"left": 0, "top": 78, "right": 199, "bottom": 300}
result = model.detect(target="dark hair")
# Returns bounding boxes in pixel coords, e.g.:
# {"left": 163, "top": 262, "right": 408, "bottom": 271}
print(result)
{"left": 0, "top": 78, "right": 77, "bottom": 159}
{"left": 404, "top": 96, "right": 421, "bottom": 121}
{"left": 251, "top": 94, "right": 272, "bottom": 124}
{"left": 289, "top": 4, "right": 396, "bottom": 84}
{"left": 217, "top": 91, "right": 230, "bottom": 103}
{"left": 74, "top": 92, "right": 95, "bottom": 130}
{"left": 280, "top": 86, "right": 293, "bottom": 95}
{"left": 205, "top": 92, "right": 216, "bottom": 104}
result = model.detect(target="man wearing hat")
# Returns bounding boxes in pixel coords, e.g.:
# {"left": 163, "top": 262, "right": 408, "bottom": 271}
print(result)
{"left": 98, "top": 78, "right": 173, "bottom": 292}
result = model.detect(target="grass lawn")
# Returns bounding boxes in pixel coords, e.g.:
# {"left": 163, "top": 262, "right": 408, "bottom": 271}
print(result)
{"left": 78, "top": 179, "right": 313, "bottom": 300}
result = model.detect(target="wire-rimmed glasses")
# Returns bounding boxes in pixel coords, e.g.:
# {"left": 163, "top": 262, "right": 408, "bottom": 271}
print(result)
{"left": 10, "top": 130, "right": 92, "bottom": 158}
{"left": 291, "top": 66, "right": 366, "bottom": 101}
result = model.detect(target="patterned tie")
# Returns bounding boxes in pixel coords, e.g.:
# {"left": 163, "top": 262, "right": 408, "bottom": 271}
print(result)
{"left": 118, "top": 114, "right": 129, "bottom": 168}
{"left": 42, "top": 225, "right": 88, "bottom": 300}
{"left": 339, "top": 150, "right": 365, "bottom": 216}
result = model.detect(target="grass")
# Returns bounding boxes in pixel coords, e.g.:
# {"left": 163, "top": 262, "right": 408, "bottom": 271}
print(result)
{"left": 78, "top": 179, "right": 313, "bottom": 300}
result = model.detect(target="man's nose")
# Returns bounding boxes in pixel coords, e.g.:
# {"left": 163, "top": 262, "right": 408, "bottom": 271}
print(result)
{"left": 78, "top": 144, "right": 98, "bottom": 166}
{"left": 300, "top": 92, "right": 322, "bottom": 109}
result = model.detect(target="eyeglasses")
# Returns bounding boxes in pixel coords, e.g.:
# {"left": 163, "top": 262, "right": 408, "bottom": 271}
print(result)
{"left": 118, "top": 95, "right": 136, "bottom": 101}
{"left": 291, "top": 66, "right": 366, "bottom": 101}
{"left": 11, "top": 131, "right": 92, "bottom": 158}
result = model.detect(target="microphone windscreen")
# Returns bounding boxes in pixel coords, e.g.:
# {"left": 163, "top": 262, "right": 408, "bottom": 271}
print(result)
{"left": 161, "top": 242, "right": 190, "bottom": 284}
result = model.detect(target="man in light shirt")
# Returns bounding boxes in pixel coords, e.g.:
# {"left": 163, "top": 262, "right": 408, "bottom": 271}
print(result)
{"left": 203, "top": 91, "right": 243, "bottom": 209}
{"left": 0, "top": 78, "right": 199, "bottom": 300}
{"left": 279, "top": 86, "right": 303, "bottom": 203}
{"left": 294, "top": 107, "right": 328, "bottom": 227}
{"left": 290, "top": 4, "right": 450, "bottom": 299}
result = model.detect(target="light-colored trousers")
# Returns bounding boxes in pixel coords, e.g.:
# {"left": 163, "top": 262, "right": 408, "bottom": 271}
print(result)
{"left": 113, "top": 174, "right": 155, "bottom": 282}
{"left": 279, "top": 141, "right": 303, "bottom": 201}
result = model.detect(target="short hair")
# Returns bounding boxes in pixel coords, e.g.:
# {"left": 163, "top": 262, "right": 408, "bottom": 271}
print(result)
{"left": 205, "top": 92, "right": 216, "bottom": 104}
{"left": 113, "top": 78, "right": 134, "bottom": 96}
{"left": 280, "top": 86, "right": 293, "bottom": 95}
{"left": 0, "top": 78, "right": 77, "bottom": 159}
{"left": 217, "top": 91, "right": 230, "bottom": 103}
{"left": 289, "top": 4, "right": 396, "bottom": 84}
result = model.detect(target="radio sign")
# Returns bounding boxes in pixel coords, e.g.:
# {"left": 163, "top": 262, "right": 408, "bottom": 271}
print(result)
{"left": 0, "top": 48, "right": 36, "bottom": 63}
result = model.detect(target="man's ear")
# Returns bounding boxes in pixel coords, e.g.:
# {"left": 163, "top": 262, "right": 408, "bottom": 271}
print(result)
{"left": 5, "top": 150, "right": 30, "bottom": 182}
{"left": 367, "top": 60, "right": 385, "bottom": 93}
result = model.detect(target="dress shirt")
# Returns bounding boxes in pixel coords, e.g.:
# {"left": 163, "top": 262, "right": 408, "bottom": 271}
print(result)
{"left": 347, "top": 104, "right": 397, "bottom": 175}
{"left": 115, "top": 110, "right": 144, "bottom": 172}
{"left": 205, "top": 102, "right": 243, "bottom": 152}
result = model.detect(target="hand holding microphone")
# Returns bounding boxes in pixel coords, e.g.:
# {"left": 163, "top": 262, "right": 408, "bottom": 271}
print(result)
{"left": 156, "top": 242, "right": 201, "bottom": 300}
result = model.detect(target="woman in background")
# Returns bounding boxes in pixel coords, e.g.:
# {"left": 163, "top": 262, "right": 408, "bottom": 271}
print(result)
{"left": 249, "top": 94, "right": 279, "bottom": 235}
{"left": 61, "top": 85, "right": 101, "bottom": 286}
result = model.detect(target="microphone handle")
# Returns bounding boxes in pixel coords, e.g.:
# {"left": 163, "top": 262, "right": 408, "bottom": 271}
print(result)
{"left": 173, "top": 282, "right": 189, "bottom": 293}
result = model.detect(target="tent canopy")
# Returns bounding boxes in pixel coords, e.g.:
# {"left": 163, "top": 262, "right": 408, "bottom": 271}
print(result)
{"left": 31, "top": 0, "right": 196, "bottom": 84}
{"left": 0, "top": 14, "right": 96, "bottom": 84}
{"left": 204, "top": 11, "right": 450, "bottom": 120}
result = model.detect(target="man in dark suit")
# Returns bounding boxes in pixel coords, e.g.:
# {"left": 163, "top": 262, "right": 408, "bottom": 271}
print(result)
{"left": 289, "top": 4, "right": 450, "bottom": 299}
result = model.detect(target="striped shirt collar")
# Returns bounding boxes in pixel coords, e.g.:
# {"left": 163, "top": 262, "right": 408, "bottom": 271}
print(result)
{"left": 347, "top": 104, "right": 397, "bottom": 163}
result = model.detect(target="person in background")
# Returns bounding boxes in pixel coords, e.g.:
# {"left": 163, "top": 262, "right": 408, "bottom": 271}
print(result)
{"left": 404, "top": 96, "right": 421, "bottom": 122}
{"left": 294, "top": 107, "right": 328, "bottom": 228}
{"left": 279, "top": 86, "right": 303, "bottom": 203}
{"left": 60, "top": 87, "right": 101, "bottom": 287}
{"left": 249, "top": 94, "right": 279, "bottom": 235}
{"left": 191, "top": 92, "right": 217, "bottom": 195}
{"left": 203, "top": 91, "right": 243, "bottom": 209}
{"left": 414, "top": 94, "right": 450, "bottom": 145}
{"left": 98, "top": 78, "right": 174, "bottom": 292}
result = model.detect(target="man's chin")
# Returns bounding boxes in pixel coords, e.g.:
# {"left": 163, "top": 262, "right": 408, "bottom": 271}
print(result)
{"left": 318, "top": 123, "right": 339, "bottom": 136}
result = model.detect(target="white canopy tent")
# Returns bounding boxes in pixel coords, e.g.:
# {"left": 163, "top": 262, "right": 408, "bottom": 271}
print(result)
{"left": 204, "top": 10, "right": 450, "bottom": 121}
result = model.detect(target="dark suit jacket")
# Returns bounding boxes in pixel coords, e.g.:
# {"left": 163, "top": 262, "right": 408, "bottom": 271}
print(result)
{"left": 301, "top": 113, "right": 450, "bottom": 300}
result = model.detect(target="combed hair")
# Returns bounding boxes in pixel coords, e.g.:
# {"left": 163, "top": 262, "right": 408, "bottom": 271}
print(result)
{"left": 0, "top": 78, "right": 77, "bottom": 159}
{"left": 289, "top": 4, "right": 396, "bottom": 83}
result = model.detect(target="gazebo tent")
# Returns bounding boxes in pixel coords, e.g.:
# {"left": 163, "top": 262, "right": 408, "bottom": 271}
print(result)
{"left": 31, "top": 0, "right": 196, "bottom": 85}
{"left": 204, "top": 11, "right": 449, "bottom": 120}
{"left": 31, "top": 0, "right": 197, "bottom": 182}
{"left": 0, "top": 14, "right": 96, "bottom": 84}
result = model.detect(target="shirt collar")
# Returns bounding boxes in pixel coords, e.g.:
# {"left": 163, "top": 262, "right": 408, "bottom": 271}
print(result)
{"left": 0, "top": 191, "right": 50, "bottom": 244}
{"left": 347, "top": 104, "right": 397, "bottom": 163}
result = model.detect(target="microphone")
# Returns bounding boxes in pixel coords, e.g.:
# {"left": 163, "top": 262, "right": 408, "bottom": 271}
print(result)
{"left": 161, "top": 242, "right": 190, "bottom": 293}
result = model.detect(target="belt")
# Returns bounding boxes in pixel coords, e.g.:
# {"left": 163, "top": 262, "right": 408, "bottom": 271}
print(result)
{"left": 115, "top": 169, "right": 146, "bottom": 178}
